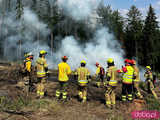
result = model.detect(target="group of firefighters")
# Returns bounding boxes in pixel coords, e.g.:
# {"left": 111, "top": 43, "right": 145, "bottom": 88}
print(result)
{"left": 22, "top": 50, "right": 158, "bottom": 108}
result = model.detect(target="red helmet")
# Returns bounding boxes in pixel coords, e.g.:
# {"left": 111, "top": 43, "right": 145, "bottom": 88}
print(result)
{"left": 131, "top": 60, "right": 136, "bottom": 65}
{"left": 62, "top": 56, "right": 68, "bottom": 59}
{"left": 124, "top": 59, "right": 129, "bottom": 63}
{"left": 95, "top": 62, "right": 99, "bottom": 66}
{"left": 128, "top": 59, "right": 133, "bottom": 65}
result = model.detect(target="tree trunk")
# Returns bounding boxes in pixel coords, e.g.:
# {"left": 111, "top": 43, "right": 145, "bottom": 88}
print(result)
{"left": 50, "top": 32, "right": 53, "bottom": 56}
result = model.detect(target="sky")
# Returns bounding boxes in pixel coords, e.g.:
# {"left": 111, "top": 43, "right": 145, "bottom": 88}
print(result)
{"left": 103, "top": 0, "right": 160, "bottom": 21}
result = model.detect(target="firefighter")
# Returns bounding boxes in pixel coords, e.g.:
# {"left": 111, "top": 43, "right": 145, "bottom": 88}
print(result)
{"left": 144, "top": 66, "right": 158, "bottom": 99}
{"left": 36, "top": 50, "right": 48, "bottom": 99}
{"left": 56, "top": 56, "right": 71, "bottom": 101}
{"left": 75, "top": 60, "right": 90, "bottom": 103}
{"left": 119, "top": 59, "right": 134, "bottom": 102}
{"left": 131, "top": 60, "right": 143, "bottom": 99}
{"left": 105, "top": 58, "right": 118, "bottom": 108}
{"left": 23, "top": 52, "right": 34, "bottom": 95}
{"left": 95, "top": 62, "right": 105, "bottom": 87}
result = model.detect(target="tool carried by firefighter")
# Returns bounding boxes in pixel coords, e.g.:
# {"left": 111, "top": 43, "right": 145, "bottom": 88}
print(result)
{"left": 95, "top": 62, "right": 105, "bottom": 87}
{"left": 131, "top": 60, "right": 143, "bottom": 99}
{"left": 56, "top": 56, "right": 71, "bottom": 102}
{"left": 144, "top": 66, "right": 158, "bottom": 99}
{"left": 75, "top": 60, "right": 91, "bottom": 103}
{"left": 105, "top": 58, "right": 118, "bottom": 108}
{"left": 36, "top": 50, "right": 48, "bottom": 99}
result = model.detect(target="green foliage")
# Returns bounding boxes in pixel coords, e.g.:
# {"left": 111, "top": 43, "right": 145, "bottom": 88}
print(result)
{"left": 140, "top": 5, "right": 159, "bottom": 71}
{"left": 125, "top": 5, "right": 143, "bottom": 59}
{"left": 145, "top": 95, "right": 160, "bottom": 110}
{"left": 0, "top": 95, "right": 32, "bottom": 111}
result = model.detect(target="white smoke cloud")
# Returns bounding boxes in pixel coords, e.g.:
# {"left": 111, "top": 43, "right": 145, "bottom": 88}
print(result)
{"left": 57, "top": 0, "right": 100, "bottom": 21}
{"left": 2, "top": 7, "right": 50, "bottom": 60}
{"left": 54, "top": 27, "right": 125, "bottom": 74}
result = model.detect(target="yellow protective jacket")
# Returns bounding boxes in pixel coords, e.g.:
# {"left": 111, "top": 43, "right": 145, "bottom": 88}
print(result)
{"left": 24, "top": 58, "right": 32, "bottom": 72}
{"left": 96, "top": 66, "right": 101, "bottom": 75}
{"left": 106, "top": 66, "right": 118, "bottom": 86}
{"left": 144, "top": 71, "right": 153, "bottom": 82}
{"left": 58, "top": 62, "right": 71, "bottom": 82}
{"left": 75, "top": 67, "right": 90, "bottom": 84}
{"left": 133, "top": 66, "right": 140, "bottom": 82}
{"left": 122, "top": 66, "right": 134, "bottom": 84}
{"left": 36, "top": 57, "right": 48, "bottom": 78}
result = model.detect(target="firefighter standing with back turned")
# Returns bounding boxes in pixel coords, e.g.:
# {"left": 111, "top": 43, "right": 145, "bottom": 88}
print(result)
{"left": 118, "top": 59, "right": 134, "bottom": 102}
{"left": 23, "top": 52, "right": 34, "bottom": 95}
{"left": 56, "top": 56, "right": 71, "bottom": 102}
{"left": 105, "top": 58, "right": 118, "bottom": 108}
{"left": 75, "top": 60, "right": 90, "bottom": 103}
{"left": 36, "top": 50, "right": 48, "bottom": 99}
{"left": 95, "top": 62, "right": 105, "bottom": 87}
{"left": 131, "top": 60, "right": 143, "bottom": 99}
{"left": 144, "top": 66, "right": 158, "bottom": 99}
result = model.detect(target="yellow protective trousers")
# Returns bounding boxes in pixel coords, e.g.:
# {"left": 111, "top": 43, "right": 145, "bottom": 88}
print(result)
{"left": 133, "top": 81, "right": 143, "bottom": 99}
{"left": 105, "top": 86, "right": 116, "bottom": 107}
{"left": 36, "top": 77, "right": 46, "bottom": 98}
{"left": 147, "top": 80, "right": 158, "bottom": 99}
{"left": 78, "top": 83, "right": 87, "bottom": 102}
{"left": 56, "top": 81, "right": 68, "bottom": 100}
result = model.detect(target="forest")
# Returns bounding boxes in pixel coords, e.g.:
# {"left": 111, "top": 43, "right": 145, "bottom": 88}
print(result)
{"left": 0, "top": 0, "right": 160, "bottom": 72}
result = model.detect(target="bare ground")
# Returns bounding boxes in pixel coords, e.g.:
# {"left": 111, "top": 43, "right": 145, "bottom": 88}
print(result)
{"left": 0, "top": 63, "right": 158, "bottom": 120}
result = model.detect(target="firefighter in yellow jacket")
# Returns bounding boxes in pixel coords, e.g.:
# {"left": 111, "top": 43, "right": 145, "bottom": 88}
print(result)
{"left": 23, "top": 52, "right": 34, "bottom": 94}
{"left": 95, "top": 62, "right": 105, "bottom": 87}
{"left": 119, "top": 59, "right": 134, "bottom": 102}
{"left": 75, "top": 60, "right": 90, "bottom": 103}
{"left": 36, "top": 50, "right": 48, "bottom": 98}
{"left": 131, "top": 60, "right": 143, "bottom": 99}
{"left": 56, "top": 56, "right": 71, "bottom": 101}
{"left": 105, "top": 58, "right": 118, "bottom": 108}
{"left": 144, "top": 66, "right": 158, "bottom": 99}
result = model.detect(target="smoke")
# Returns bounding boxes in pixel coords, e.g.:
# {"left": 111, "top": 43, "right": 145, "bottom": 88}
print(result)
{"left": 2, "top": 7, "right": 50, "bottom": 60}
{"left": 0, "top": 0, "right": 126, "bottom": 74}
{"left": 57, "top": 0, "right": 101, "bottom": 21}
{"left": 54, "top": 27, "right": 124, "bottom": 73}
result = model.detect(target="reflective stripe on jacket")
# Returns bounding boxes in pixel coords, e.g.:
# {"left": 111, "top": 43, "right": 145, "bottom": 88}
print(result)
{"left": 75, "top": 67, "right": 90, "bottom": 84}
{"left": 122, "top": 66, "right": 134, "bottom": 84}
{"left": 106, "top": 66, "right": 118, "bottom": 86}
{"left": 36, "top": 57, "right": 48, "bottom": 77}
{"left": 58, "top": 62, "right": 71, "bottom": 82}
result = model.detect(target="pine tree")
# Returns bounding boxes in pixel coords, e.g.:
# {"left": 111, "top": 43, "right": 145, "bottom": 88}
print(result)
{"left": 15, "top": 0, "right": 24, "bottom": 59}
{"left": 141, "top": 5, "right": 159, "bottom": 71}
{"left": 124, "top": 5, "right": 143, "bottom": 59}
{"left": 112, "top": 10, "right": 124, "bottom": 44}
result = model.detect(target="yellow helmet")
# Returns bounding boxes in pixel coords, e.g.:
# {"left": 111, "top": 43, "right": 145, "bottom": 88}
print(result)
{"left": 40, "top": 50, "right": 47, "bottom": 55}
{"left": 146, "top": 66, "right": 151, "bottom": 70}
{"left": 24, "top": 52, "right": 32, "bottom": 57}
{"left": 107, "top": 58, "right": 114, "bottom": 63}
{"left": 81, "top": 60, "right": 86, "bottom": 64}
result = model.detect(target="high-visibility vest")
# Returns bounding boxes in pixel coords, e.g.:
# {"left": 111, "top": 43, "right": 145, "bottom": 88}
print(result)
{"left": 58, "top": 62, "right": 71, "bottom": 82}
{"left": 122, "top": 66, "right": 134, "bottom": 84}
{"left": 75, "top": 67, "right": 90, "bottom": 84}
{"left": 106, "top": 66, "right": 118, "bottom": 86}
{"left": 133, "top": 66, "right": 140, "bottom": 82}
{"left": 36, "top": 57, "right": 48, "bottom": 78}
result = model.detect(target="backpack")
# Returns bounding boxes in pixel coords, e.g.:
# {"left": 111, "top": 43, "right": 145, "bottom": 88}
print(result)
{"left": 100, "top": 67, "right": 105, "bottom": 76}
